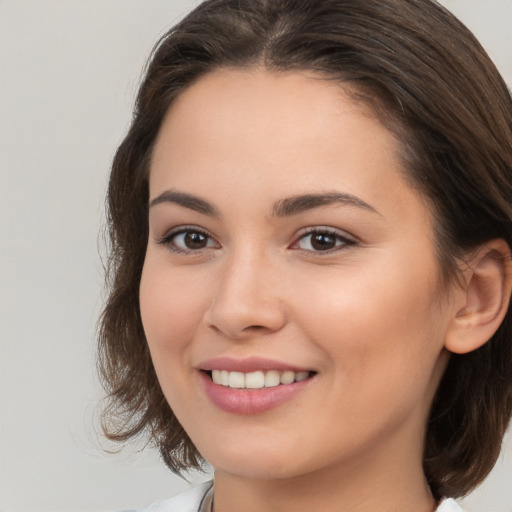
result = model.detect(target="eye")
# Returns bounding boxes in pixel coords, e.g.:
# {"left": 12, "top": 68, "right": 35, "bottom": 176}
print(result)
{"left": 157, "top": 227, "right": 219, "bottom": 253}
{"left": 292, "top": 228, "right": 356, "bottom": 253}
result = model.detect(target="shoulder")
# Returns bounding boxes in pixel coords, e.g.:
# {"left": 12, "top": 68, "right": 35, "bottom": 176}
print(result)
{"left": 436, "top": 498, "right": 465, "bottom": 511}
{"left": 121, "top": 482, "right": 213, "bottom": 512}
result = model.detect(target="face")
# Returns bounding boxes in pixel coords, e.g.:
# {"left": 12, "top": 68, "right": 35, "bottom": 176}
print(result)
{"left": 140, "top": 68, "right": 456, "bottom": 482}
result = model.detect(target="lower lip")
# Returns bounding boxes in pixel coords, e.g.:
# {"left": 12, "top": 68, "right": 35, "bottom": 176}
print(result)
{"left": 199, "top": 371, "right": 314, "bottom": 415}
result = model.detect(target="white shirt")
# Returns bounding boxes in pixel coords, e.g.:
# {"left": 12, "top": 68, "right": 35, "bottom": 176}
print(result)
{"left": 127, "top": 482, "right": 464, "bottom": 512}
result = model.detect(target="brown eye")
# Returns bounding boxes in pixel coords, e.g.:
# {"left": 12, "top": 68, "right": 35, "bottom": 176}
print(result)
{"left": 309, "top": 233, "right": 337, "bottom": 250}
{"left": 159, "top": 228, "right": 218, "bottom": 253}
{"left": 182, "top": 231, "right": 209, "bottom": 249}
{"left": 294, "top": 229, "right": 356, "bottom": 253}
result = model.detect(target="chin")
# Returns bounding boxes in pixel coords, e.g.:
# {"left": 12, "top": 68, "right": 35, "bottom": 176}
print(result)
{"left": 212, "top": 458, "right": 306, "bottom": 481}
{"left": 198, "top": 438, "right": 316, "bottom": 481}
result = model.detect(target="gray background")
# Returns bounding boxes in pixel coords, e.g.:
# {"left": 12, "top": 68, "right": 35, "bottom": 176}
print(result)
{"left": 1, "top": 1, "right": 511, "bottom": 511}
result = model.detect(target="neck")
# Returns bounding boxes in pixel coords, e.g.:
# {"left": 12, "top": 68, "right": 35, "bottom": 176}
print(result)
{"left": 213, "top": 470, "right": 436, "bottom": 512}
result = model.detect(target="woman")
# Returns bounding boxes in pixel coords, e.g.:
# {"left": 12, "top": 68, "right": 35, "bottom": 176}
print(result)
{"left": 98, "top": 0, "right": 512, "bottom": 510}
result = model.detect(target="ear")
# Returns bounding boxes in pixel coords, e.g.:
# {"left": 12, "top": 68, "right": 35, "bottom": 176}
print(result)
{"left": 445, "top": 239, "right": 512, "bottom": 355}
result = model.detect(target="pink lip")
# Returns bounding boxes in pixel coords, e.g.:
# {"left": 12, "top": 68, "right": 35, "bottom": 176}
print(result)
{"left": 198, "top": 356, "right": 311, "bottom": 373}
{"left": 198, "top": 361, "right": 315, "bottom": 415}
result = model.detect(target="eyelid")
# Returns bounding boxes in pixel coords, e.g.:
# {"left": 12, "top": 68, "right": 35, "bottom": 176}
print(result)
{"left": 290, "top": 226, "right": 358, "bottom": 253}
{"left": 156, "top": 225, "right": 220, "bottom": 253}
{"left": 155, "top": 224, "right": 356, "bottom": 255}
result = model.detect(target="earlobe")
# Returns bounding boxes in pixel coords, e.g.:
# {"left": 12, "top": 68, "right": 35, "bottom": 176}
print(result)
{"left": 445, "top": 239, "right": 512, "bottom": 355}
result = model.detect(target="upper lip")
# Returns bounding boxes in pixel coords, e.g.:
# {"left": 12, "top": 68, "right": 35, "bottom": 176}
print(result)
{"left": 198, "top": 356, "right": 313, "bottom": 373}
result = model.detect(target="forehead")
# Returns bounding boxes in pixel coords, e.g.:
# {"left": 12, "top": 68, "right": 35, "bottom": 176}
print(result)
{"left": 157, "top": 68, "right": 382, "bottom": 135}
{"left": 152, "top": 69, "right": 399, "bottom": 181}
{"left": 149, "top": 68, "right": 431, "bottom": 228}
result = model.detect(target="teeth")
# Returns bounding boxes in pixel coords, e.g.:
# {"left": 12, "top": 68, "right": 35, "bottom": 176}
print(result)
{"left": 228, "top": 371, "right": 245, "bottom": 389}
{"left": 245, "top": 371, "right": 265, "bottom": 389}
{"left": 264, "top": 370, "right": 280, "bottom": 387}
{"left": 280, "top": 371, "right": 295, "bottom": 385}
{"left": 295, "top": 371, "right": 309, "bottom": 382}
{"left": 210, "top": 369, "right": 311, "bottom": 389}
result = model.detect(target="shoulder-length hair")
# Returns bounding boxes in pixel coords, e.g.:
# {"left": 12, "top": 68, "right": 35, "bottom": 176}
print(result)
{"left": 98, "top": 0, "right": 512, "bottom": 498}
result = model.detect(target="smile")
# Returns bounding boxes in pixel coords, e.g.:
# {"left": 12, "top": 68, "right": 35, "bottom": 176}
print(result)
{"left": 198, "top": 357, "right": 317, "bottom": 414}
{"left": 210, "top": 369, "right": 311, "bottom": 389}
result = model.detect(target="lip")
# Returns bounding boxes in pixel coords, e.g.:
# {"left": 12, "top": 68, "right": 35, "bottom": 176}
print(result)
{"left": 197, "top": 358, "right": 316, "bottom": 415}
{"left": 198, "top": 356, "right": 312, "bottom": 373}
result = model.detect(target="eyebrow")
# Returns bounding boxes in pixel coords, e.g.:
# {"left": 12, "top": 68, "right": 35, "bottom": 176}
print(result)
{"left": 149, "top": 189, "right": 379, "bottom": 217}
{"left": 149, "top": 190, "right": 219, "bottom": 217}
{"left": 272, "top": 192, "right": 379, "bottom": 217}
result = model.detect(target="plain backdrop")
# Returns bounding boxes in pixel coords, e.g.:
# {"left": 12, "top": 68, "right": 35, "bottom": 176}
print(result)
{"left": 0, "top": 1, "right": 511, "bottom": 511}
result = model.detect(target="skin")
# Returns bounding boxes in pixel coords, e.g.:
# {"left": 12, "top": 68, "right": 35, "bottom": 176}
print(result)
{"left": 140, "top": 68, "right": 467, "bottom": 512}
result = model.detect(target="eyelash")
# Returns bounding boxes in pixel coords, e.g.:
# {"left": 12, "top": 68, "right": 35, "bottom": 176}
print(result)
{"left": 157, "top": 226, "right": 357, "bottom": 255}
{"left": 157, "top": 226, "right": 218, "bottom": 254}
{"left": 291, "top": 227, "right": 357, "bottom": 255}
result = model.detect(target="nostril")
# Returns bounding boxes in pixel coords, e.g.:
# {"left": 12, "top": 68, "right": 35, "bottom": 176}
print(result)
{"left": 204, "top": 296, "right": 287, "bottom": 339}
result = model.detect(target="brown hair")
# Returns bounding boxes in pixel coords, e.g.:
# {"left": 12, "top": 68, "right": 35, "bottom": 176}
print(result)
{"left": 98, "top": 0, "right": 512, "bottom": 498}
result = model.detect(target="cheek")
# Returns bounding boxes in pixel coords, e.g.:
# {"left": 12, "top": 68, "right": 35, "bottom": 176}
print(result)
{"left": 138, "top": 260, "right": 214, "bottom": 422}
{"left": 139, "top": 261, "right": 209, "bottom": 367}
{"left": 289, "top": 267, "right": 447, "bottom": 450}
{"left": 291, "top": 256, "right": 446, "bottom": 383}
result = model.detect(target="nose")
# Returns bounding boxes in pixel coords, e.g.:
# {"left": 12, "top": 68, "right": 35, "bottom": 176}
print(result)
{"left": 203, "top": 249, "right": 287, "bottom": 340}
